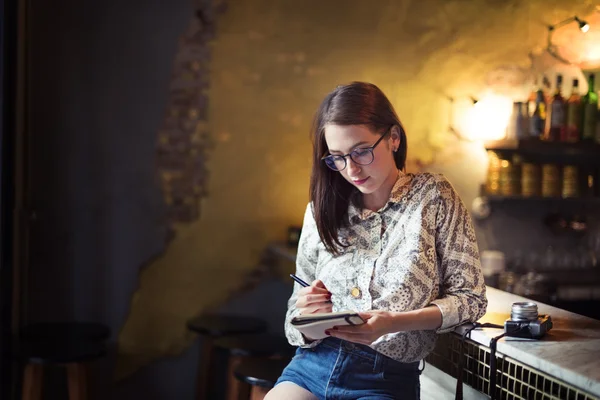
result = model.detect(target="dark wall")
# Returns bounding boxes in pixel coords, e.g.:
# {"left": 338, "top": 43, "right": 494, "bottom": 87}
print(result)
{"left": 27, "top": 0, "right": 188, "bottom": 331}
{"left": 26, "top": 0, "right": 192, "bottom": 397}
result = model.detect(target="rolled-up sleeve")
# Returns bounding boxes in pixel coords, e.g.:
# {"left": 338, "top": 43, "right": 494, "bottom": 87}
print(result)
{"left": 429, "top": 176, "right": 487, "bottom": 333}
{"left": 284, "top": 203, "right": 323, "bottom": 348}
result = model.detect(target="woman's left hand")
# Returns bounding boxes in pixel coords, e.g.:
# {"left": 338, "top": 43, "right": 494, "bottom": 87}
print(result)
{"left": 326, "top": 310, "right": 401, "bottom": 345}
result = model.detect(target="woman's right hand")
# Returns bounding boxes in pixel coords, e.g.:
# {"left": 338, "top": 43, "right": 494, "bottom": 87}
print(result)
{"left": 295, "top": 280, "right": 332, "bottom": 315}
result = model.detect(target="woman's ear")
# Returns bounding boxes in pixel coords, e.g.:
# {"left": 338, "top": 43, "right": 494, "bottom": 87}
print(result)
{"left": 390, "top": 125, "right": 401, "bottom": 152}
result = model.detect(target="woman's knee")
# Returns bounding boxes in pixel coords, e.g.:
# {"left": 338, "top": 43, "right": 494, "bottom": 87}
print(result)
{"left": 264, "top": 382, "right": 318, "bottom": 400}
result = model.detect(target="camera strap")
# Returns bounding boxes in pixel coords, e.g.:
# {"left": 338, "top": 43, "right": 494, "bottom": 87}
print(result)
{"left": 455, "top": 322, "right": 503, "bottom": 400}
{"left": 489, "top": 326, "right": 528, "bottom": 400}
{"left": 455, "top": 323, "right": 529, "bottom": 400}
{"left": 488, "top": 331, "right": 508, "bottom": 400}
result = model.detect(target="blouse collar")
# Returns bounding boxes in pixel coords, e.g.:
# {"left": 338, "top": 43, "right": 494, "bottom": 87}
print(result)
{"left": 348, "top": 170, "right": 413, "bottom": 221}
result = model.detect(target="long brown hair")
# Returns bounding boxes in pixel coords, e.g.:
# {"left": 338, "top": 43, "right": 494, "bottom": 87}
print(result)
{"left": 309, "top": 82, "right": 407, "bottom": 255}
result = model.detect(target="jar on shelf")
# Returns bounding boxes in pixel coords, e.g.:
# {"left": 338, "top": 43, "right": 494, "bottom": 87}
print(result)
{"left": 541, "top": 163, "right": 561, "bottom": 197}
{"left": 561, "top": 165, "right": 580, "bottom": 198}
{"left": 485, "top": 150, "right": 501, "bottom": 195}
{"left": 521, "top": 162, "right": 541, "bottom": 197}
{"left": 500, "top": 155, "right": 521, "bottom": 196}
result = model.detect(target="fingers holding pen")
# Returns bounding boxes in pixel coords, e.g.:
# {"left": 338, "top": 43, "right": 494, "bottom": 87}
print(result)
{"left": 296, "top": 292, "right": 331, "bottom": 307}
{"left": 296, "top": 280, "right": 333, "bottom": 314}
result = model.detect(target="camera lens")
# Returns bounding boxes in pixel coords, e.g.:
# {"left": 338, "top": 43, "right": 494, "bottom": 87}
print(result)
{"left": 511, "top": 302, "right": 538, "bottom": 321}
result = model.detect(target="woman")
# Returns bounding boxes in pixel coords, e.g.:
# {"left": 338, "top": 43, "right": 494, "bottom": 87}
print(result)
{"left": 265, "top": 82, "right": 487, "bottom": 400}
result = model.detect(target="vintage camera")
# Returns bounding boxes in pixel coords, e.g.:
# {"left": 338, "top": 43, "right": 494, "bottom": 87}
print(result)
{"left": 504, "top": 302, "right": 553, "bottom": 339}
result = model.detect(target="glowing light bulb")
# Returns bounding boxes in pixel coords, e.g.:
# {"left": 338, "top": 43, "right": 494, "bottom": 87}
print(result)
{"left": 462, "top": 95, "right": 513, "bottom": 141}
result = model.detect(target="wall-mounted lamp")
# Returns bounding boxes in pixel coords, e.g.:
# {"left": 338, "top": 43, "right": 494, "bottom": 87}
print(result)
{"left": 547, "top": 16, "right": 591, "bottom": 64}
{"left": 548, "top": 16, "right": 590, "bottom": 33}
{"left": 578, "top": 18, "right": 591, "bottom": 33}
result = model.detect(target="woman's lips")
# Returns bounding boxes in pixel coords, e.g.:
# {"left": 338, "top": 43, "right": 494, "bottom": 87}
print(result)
{"left": 352, "top": 177, "right": 370, "bottom": 185}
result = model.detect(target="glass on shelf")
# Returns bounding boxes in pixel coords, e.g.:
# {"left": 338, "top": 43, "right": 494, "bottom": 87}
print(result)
{"left": 541, "top": 246, "right": 558, "bottom": 271}
{"left": 513, "top": 271, "right": 555, "bottom": 303}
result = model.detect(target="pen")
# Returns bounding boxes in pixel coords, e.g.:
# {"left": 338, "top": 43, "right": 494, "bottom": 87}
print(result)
{"left": 290, "top": 274, "right": 310, "bottom": 287}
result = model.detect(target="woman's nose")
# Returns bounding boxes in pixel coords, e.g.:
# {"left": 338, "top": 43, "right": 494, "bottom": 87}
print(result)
{"left": 346, "top": 158, "right": 361, "bottom": 175}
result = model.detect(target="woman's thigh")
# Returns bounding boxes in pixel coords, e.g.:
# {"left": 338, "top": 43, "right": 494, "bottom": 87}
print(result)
{"left": 264, "top": 382, "right": 318, "bottom": 400}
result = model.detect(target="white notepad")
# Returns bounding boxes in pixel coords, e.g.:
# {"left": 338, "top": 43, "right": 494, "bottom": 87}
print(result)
{"left": 291, "top": 311, "right": 366, "bottom": 340}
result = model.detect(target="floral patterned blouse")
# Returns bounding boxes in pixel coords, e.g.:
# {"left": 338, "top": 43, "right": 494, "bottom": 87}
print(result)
{"left": 284, "top": 171, "right": 487, "bottom": 362}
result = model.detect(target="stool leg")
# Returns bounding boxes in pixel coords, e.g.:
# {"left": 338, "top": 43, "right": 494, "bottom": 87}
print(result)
{"left": 250, "top": 386, "right": 270, "bottom": 400}
{"left": 226, "top": 355, "right": 250, "bottom": 400}
{"left": 22, "top": 363, "right": 42, "bottom": 400}
{"left": 196, "top": 337, "right": 215, "bottom": 400}
{"left": 66, "top": 363, "right": 88, "bottom": 400}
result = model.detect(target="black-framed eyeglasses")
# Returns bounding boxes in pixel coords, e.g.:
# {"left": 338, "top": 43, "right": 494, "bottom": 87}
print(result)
{"left": 321, "top": 128, "right": 391, "bottom": 172}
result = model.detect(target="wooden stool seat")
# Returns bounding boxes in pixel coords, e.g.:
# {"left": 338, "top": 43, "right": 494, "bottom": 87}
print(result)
{"left": 186, "top": 314, "right": 268, "bottom": 400}
{"left": 19, "top": 340, "right": 106, "bottom": 365}
{"left": 213, "top": 334, "right": 293, "bottom": 400}
{"left": 20, "top": 322, "right": 110, "bottom": 342}
{"left": 213, "top": 333, "right": 294, "bottom": 358}
{"left": 18, "top": 322, "right": 109, "bottom": 400}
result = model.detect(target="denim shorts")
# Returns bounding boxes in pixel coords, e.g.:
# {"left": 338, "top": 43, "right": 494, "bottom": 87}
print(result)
{"left": 275, "top": 337, "right": 422, "bottom": 399}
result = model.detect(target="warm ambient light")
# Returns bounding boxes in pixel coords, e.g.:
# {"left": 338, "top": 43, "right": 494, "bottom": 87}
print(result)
{"left": 461, "top": 94, "right": 513, "bottom": 141}
{"left": 583, "top": 46, "right": 600, "bottom": 69}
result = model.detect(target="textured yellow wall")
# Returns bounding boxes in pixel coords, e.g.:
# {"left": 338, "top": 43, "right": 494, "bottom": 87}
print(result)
{"left": 117, "top": 0, "right": 594, "bottom": 377}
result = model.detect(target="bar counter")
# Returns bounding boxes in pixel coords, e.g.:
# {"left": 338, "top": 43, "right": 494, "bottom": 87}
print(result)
{"left": 448, "top": 287, "right": 600, "bottom": 398}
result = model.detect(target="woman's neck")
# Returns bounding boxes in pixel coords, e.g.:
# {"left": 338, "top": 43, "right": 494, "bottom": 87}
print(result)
{"left": 362, "top": 170, "right": 401, "bottom": 212}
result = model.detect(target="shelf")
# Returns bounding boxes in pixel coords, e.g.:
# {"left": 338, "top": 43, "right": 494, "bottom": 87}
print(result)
{"left": 483, "top": 194, "right": 600, "bottom": 203}
{"left": 484, "top": 139, "right": 600, "bottom": 165}
{"left": 511, "top": 269, "right": 600, "bottom": 285}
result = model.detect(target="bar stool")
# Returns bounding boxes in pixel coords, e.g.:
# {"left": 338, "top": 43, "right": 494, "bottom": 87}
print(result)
{"left": 234, "top": 357, "right": 291, "bottom": 400}
{"left": 18, "top": 322, "right": 110, "bottom": 400}
{"left": 213, "top": 333, "right": 294, "bottom": 400}
{"left": 186, "top": 314, "right": 268, "bottom": 400}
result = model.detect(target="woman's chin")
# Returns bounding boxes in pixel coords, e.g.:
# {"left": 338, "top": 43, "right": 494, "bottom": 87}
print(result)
{"left": 354, "top": 185, "right": 375, "bottom": 194}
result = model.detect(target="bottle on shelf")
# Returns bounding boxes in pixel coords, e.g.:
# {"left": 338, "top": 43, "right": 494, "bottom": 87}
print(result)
{"left": 507, "top": 102, "right": 529, "bottom": 140}
{"left": 545, "top": 74, "right": 566, "bottom": 141}
{"left": 565, "top": 78, "right": 582, "bottom": 142}
{"left": 527, "top": 77, "right": 539, "bottom": 118}
{"left": 542, "top": 75, "right": 551, "bottom": 100}
{"left": 582, "top": 73, "right": 598, "bottom": 142}
{"left": 529, "top": 76, "right": 547, "bottom": 139}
